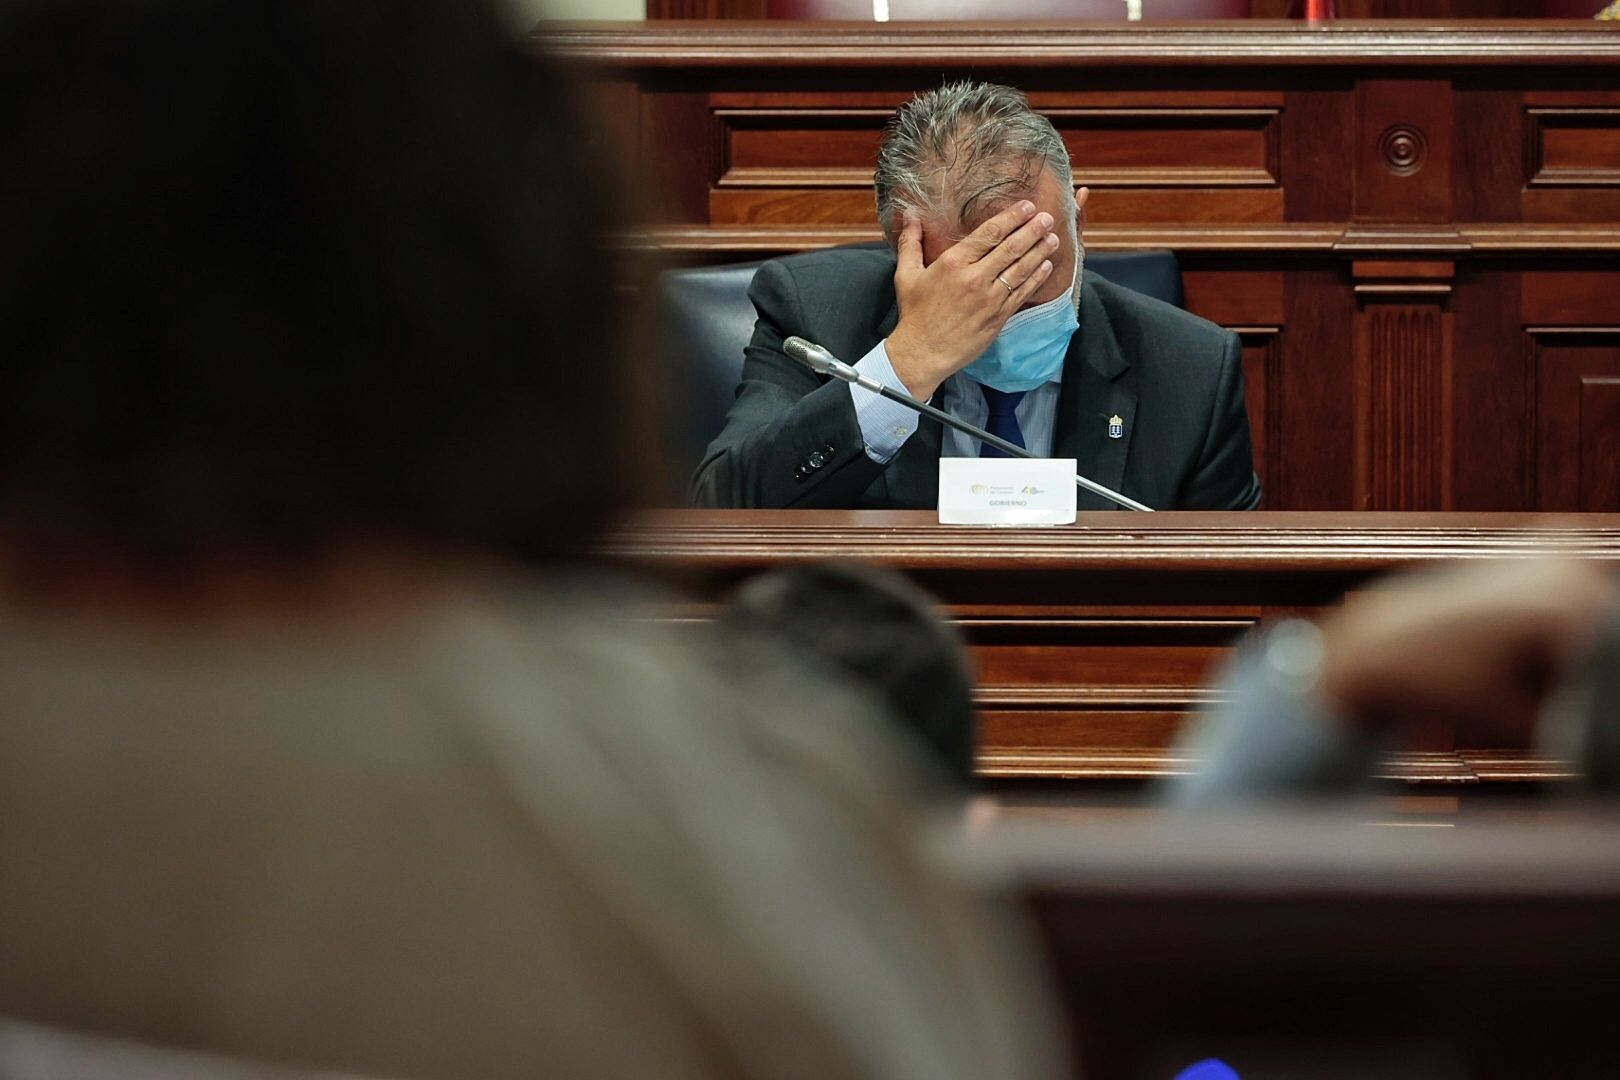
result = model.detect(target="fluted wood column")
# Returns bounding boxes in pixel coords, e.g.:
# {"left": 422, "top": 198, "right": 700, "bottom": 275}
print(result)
{"left": 1352, "top": 260, "right": 1454, "bottom": 510}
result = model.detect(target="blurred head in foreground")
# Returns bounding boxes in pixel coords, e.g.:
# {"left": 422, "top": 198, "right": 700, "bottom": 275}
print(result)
{"left": 0, "top": 0, "right": 634, "bottom": 573}
{"left": 721, "top": 561, "right": 978, "bottom": 791}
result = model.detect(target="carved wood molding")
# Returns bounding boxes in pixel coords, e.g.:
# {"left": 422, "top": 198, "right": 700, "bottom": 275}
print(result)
{"left": 603, "top": 510, "right": 1620, "bottom": 572}
{"left": 615, "top": 223, "right": 1346, "bottom": 254}
{"left": 1353, "top": 261, "right": 1452, "bottom": 510}
{"left": 975, "top": 684, "right": 1228, "bottom": 709}
{"left": 975, "top": 746, "right": 1577, "bottom": 782}
{"left": 1459, "top": 224, "right": 1620, "bottom": 252}
{"left": 1524, "top": 324, "right": 1620, "bottom": 512}
{"left": 540, "top": 21, "right": 1620, "bottom": 68}
{"left": 1525, "top": 106, "right": 1620, "bottom": 189}
{"left": 718, "top": 164, "right": 1282, "bottom": 189}
{"left": 1351, "top": 257, "right": 1454, "bottom": 297}
{"left": 1358, "top": 306, "right": 1447, "bottom": 509}
{"left": 615, "top": 223, "right": 1620, "bottom": 256}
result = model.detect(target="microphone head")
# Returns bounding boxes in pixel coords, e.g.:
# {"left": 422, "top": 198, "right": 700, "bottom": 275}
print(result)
{"left": 783, "top": 336, "right": 834, "bottom": 374}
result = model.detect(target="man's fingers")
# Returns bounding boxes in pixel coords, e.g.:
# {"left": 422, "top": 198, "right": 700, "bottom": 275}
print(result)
{"left": 994, "top": 228, "right": 1059, "bottom": 295}
{"left": 982, "top": 210, "right": 1055, "bottom": 282}
{"left": 952, "top": 200, "right": 1039, "bottom": 263}
{"left": 1006, "top": 258, "right": 1053, "bottom": 309}
{"left": 895, "top": 215, "right": 924, "bottom": 276}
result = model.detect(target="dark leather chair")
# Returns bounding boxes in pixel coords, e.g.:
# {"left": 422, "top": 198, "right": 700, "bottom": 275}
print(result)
{"left": 655, "top": 246, "right": 1184, "bottom": 499}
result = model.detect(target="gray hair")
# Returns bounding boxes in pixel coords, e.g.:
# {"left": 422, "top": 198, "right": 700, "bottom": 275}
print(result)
{"left": 873, "top": 81, "right": 1075, "bottom": 245}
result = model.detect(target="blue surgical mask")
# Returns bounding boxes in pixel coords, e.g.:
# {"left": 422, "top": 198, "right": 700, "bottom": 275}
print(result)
{"left": 959, "top": 261, "right": 1081, "bottom": 393}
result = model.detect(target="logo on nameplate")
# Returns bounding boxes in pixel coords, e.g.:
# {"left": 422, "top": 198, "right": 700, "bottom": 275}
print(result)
{"left": 1108, "top": 415, "right": 1124, "bottom": 439}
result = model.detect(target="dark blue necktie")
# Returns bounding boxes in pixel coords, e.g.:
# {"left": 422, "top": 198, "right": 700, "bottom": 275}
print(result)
{"left": 979, "top": 385, "right": 1027, "bottom": 458}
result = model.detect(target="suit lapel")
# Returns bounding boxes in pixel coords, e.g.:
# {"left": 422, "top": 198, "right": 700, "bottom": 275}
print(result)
{"left": 1053, "top": 273, "right": 1137, "bottom": 509}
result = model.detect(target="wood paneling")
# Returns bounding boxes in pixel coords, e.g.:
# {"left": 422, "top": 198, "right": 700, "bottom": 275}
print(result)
{"left": 1353, "top": 260, "right": 1454, "bottom": 510}
{"left": 549, "top": 21, "right": 1620, "bottom": 512}
{"left": 706, "top": 101, "right": 1284, "bottom": 223}
{"left": 1449, "top": 262, "right": 1528, "bottom": 508}
{"left": 1020, "top": 815, "right": 1620, "bottom": 1080}
{"left": 648, "top": 0, "right": 1579, "bottom": 14}
{"left": 605, "top": 509, "right": 1620, "bottom": 786}
{"left": 1531, "top": 330, "right": 1620, "bottom": 510}
{"left": 1238, "top": 328, "right": 1281, "bottom": 495}
{"left": 648, "top": 0, "right": 767, "bottom": 16}
{"left": 1528, "top": 107, "right": 1620, "bottom": 187}
{"left": 1356, "top": 304, "right": 1450, "bottom": 509}
{"left": 1355, "top": 79, "right": 1453, "bottom": 225}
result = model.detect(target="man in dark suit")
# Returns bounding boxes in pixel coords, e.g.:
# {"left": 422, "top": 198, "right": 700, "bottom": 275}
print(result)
{"left": 691, "top": 81, "right": 1261, "bottom": 512}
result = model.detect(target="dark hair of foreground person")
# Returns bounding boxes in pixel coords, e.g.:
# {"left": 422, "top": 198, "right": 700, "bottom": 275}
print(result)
{"left": 0, "top": 0, "right": 637, "bottom": 567}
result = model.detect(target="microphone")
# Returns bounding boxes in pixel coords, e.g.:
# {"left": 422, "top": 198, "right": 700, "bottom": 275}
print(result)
{"left": 783, "top": 336, "right": 1154, "bottom": 512}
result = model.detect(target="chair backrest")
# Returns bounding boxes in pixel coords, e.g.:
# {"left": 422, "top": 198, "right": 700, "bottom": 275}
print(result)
{"left": 654, "top": 246, "right": 1184, "bottom": 498}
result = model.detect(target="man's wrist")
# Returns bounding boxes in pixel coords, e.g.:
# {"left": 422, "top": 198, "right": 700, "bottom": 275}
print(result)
{"left": 882, "top": 331, "right": 940, "bottom": 402}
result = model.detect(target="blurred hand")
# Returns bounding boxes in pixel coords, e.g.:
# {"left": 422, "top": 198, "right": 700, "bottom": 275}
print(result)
{"left": 883, "top": 200, "right": 1058, "bottom": 401}
{"left": 1318, "top": 559, "right": 1620, "bottom": 746}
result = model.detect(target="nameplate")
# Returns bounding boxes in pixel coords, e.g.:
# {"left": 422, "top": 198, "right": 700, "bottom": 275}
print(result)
{"left": 937, "top": 457, "right": 1077, "bottom": 526}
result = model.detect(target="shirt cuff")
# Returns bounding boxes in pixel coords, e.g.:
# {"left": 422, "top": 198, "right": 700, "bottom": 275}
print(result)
{"left": 848, "top": 340, "right": 921, "bottom": 464}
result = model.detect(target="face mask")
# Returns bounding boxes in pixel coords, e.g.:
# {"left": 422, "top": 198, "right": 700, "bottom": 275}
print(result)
{"left": 959, "top": 245, "right": 1083, "bottom": 394}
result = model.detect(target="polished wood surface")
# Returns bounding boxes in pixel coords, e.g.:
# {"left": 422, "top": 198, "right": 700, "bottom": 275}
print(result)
{"left": 605, "top": 510, "right": 1620, "bottom": 786}
{"left": 986, "top": 812, "right": 1620, "bottom": 1077}
{"left": 547, "top": 20, "right": 1620, "bottom": 513}
{"left": 647, "top": 1, "right": 1572, "bottom": 16}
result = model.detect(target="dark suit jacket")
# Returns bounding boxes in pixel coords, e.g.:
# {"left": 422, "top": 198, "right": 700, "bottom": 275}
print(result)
{"left": 690, "top": 246, "right": 1262, "bottom": 511}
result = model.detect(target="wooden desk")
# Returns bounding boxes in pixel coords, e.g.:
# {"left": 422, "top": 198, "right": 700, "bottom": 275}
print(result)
{"left": 604, "top": 509, "right": 1620, "bottom": 787}
{"left": 547, "top": 20, "right": 1620, "bottom": 513}
{"left": 986, "top": 812, "right": 1620, "bottom": 1077}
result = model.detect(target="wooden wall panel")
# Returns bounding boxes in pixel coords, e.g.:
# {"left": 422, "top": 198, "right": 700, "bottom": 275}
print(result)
{"left": 648, "top": 0, "right": 766, "bottom": 15}
{"left": 1181, "top": 267, "right": 1285, "bottom": 500}
{"left": 1352, "top": 261, "right": 1454, "bottom": 510}
{"left": 1239, "top": 330, "right": 1281, "bottom": 503}
{"left": 1453, "top": 83, "right": 1525, "bottom": 223}
{"left": 1276, "top": 267, "right": 1356, "bottom": 510}
{"left": 640, "top": 86, "right": 721, "bottom": 223}
{"left": 968, "top": 614, "right": 1253, "bottom": 769}
{"left": 1530, "top": 108, "right": 1620, "bottom": 184}
{"left": 1580, "top": 376, "right": 1620, "bottom": 511}
{"left": 1450, "top": 265, "right": 1529, "bottom": 509}
{"left": 1532, "top": 333, "right": 1620, "bottom": 511}
{"left": 1523, "top": 268, "right": 1620, "bottom": 324}
{"left": 1355, "top": 79, "right": 1453, "bottom": 224}
{"left": 705, "top": 98, "right": 1285, "bottom": 225}
{"left": 1282, "top": 83, "right": 1355, "bottom": 220}
{"left": 1519, "top": 268, "right": 1620, "bottom": 510}
{"left": 1355, "top": 304, "right": 1451, "bottom": 509}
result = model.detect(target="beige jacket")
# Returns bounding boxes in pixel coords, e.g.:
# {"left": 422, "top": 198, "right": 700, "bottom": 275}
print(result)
{"left": 0, "top": 572, "right": 1062, "bottom": 1080}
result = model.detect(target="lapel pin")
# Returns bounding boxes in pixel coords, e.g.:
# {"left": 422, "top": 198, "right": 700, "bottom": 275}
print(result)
{"left": 1107, "top": 414, "right": 1124, "bottom": 440}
